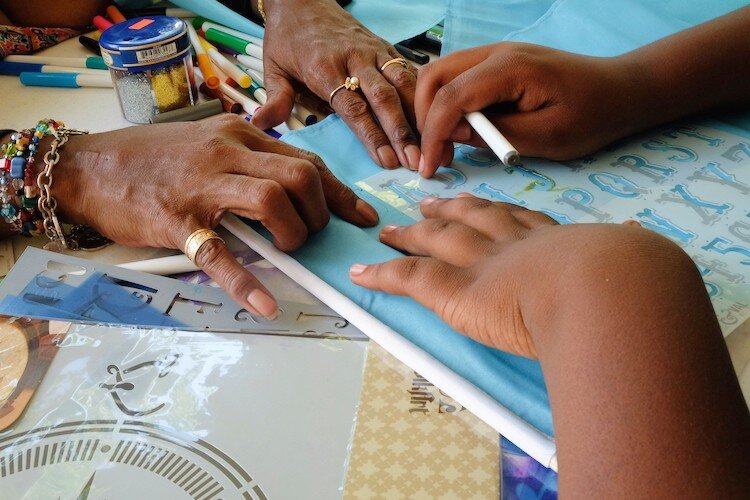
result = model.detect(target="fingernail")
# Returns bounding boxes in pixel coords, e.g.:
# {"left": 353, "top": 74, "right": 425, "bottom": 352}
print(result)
{"left": 380, "top": 224, "right": 399, "bottom": 234}
{"left": 404, "top": 145, "right": 421, "bottom": 171}
{"left": 377, "top": 145, "right": 399, "bottom": 169}
{"left": 349, "top": 264, "right": 367, "bottom": 276}
{"left": 422, "top": 196, "right": 438, "bottom": 205}
{"left": 355, "top": 199, "right": 379, "bottom": 225}
{"left": 418, "top": 154, "right": 425, "bottom": 174}
{"left": 247, "top": 289, "right": 279, "bottom": 320}
{"left": 456, "top": 192, "right": 475, "bottom": 198}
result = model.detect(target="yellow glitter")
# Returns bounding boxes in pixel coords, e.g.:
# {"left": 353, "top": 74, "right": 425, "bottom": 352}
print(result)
{"left": 151, "top": 63, "right": 191, "bottom": 113}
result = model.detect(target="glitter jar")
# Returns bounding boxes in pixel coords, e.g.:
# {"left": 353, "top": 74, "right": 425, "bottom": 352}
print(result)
{"left": 100, "top": 16, "right": 197, "bottom": 124}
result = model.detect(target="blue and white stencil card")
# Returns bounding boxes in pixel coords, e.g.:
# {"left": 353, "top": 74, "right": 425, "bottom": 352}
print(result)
{"left": 357, "top": 123, "right": 750, "bottom": 335}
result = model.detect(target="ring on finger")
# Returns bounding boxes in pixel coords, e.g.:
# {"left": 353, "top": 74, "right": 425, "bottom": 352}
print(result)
{"left": 380, "top": 57, "right": 409, "bottom": 72}
{"left": 184, "top": 228, "right": 225, "bottom": 265}
{"left": 329, "top": 76, "right": 361, "bottom": 105}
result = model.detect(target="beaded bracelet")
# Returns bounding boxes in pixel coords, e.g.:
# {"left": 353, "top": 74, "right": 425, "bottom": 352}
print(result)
{"left": 0, "top": 119, "right": 57, "bottom": 235}
{"left": 1, "top": 119, "right": 111, "bottom": 251}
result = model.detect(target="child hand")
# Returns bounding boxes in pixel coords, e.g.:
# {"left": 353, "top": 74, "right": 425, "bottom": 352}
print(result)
{"left": 415, "top": 43, "right": 638, "bottom": 177}
{"left": 349, "top": 194, "right": 559, "bottom": 358}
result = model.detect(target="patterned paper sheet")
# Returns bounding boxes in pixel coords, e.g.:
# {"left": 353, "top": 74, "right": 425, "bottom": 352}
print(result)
{"left": 357, "top": 123, "right": 750, "bottom": 335}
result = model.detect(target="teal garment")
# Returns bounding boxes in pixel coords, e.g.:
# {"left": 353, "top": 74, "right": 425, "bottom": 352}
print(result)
{"left": 282, "top": 115, "right": 555, "bottom": 436}
{"left": 442, "top": 0, "right": 557, "bottom": 54}
{"left": 443, "top": 0, "right": 748, "bottom": 55}
{"left": 164, "top": 0, "right": 446, "bottom": 43}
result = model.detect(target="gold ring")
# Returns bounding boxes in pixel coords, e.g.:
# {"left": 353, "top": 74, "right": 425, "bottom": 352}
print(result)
{"left": 380, "top": 57, "right": 409, "bottom": 72}
{"left": 184, "top": 228, "right": 224, "bottom": 265}
{"left": 329, "top": 76, "right": 360, "bottom": 105}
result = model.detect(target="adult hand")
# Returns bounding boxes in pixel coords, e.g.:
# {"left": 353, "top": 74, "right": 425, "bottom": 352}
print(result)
{"left": 251, "top": 0, "right": 421, "bottom": 170}
{"left": 415, "top": 43, "right": 641, "bottom": 177}
{"left": 53, "top": 114, "right": 379, "bottom": 318}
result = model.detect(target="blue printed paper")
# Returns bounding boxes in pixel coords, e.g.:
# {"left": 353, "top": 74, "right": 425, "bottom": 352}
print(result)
{"left": 358, "top": 123, "right": 750, "bottom": 334}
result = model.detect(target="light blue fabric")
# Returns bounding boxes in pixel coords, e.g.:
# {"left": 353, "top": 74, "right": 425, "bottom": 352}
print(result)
{"left": 164, "top": 0, "right": 446, "bottom": 44}
{"left": 281, "top": 115, "right": 554, "bottom": 436}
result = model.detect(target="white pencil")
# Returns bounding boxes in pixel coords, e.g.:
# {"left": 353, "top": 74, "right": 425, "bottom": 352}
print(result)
{"left": 219, "top": 82, "right": 262, "bottom": 114}
{"left": 465, "top": 111, "right": 520, "bottom": 166}
{"left": 118, "top": 254, "right": 199, "bottom": 275}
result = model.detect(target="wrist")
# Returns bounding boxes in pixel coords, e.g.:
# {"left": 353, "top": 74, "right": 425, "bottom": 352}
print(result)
{"left": 34, "top": 134, "right": 90, "bottom": 227}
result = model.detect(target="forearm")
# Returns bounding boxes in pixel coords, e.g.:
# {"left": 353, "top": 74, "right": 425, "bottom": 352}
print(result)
{"left": 521, "top": 225, "right": 750, "bottom": 496}
{"left": 619, "top": 5, "right": 750, "bottom": 135}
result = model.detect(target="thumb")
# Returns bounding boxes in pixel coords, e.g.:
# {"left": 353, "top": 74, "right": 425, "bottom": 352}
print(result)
{"left": 251, "top": 64, "right": 296, "bottom": 129}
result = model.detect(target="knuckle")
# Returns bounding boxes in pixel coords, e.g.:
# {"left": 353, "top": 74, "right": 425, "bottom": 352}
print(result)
{"left": 295, "top": 148, "right": 325, "bottom": 168}
{"left": 434, "top": 84, "right": 459, "bottom": 108}
{"left": 424, "top": 219, "right": 452, "bottom": 236}
{"left": 254, "top": 180, "right": 285, "bottom": 210}
{"left": 194, "top": 238, "right": 226, "bottom": 271}
{"left": 202, "top": 135, "right": 229, "bottom": 152}
{"left": 391, "top": 69, "right": 416, "bottom": 89}
{"left": 287, "top": 159, "right": 319, "bottom": 190}
{"left": 369, "top": 84, "right": 399, "bottom": 106}
{"left": 361, "top": 123, "right": 388, "bottom": 148}
{"left": 341, "top": 96, "right": 370, "bottom": 120}
{"left": 392, "top": 124, "right": 416, "bottom": 144}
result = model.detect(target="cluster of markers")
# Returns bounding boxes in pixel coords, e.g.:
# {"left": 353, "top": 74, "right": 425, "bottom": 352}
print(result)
{"left": 0, "top": 5, "right": 322, "bottom": 130}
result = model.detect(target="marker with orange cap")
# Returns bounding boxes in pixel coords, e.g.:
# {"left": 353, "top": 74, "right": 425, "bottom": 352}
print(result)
{"left": 105, "top": 5, "right": 127, "bottom": 24}
{"left": 186, "top": 23, "right": 219, "bottom": 89}
{"left": 199, "top": 37, "right": 251, "bottom": 88}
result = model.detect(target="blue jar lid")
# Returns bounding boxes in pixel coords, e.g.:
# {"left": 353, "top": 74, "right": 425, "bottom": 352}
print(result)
{"left": 99, "top": 16, "right": 190, "bottom": 72}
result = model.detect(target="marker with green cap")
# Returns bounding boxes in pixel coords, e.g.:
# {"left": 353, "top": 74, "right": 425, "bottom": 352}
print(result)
{"left": 4, "top": 55, "right": 107, "bottom": 70}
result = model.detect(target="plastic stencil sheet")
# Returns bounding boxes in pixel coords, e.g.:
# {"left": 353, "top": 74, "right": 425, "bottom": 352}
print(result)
{"left": 0, "top": 317, "right": 367, "bottom": 499}
{"left": 357, "top": 122, "right": 750, "bottom": 335}
{"left": 0, "top": 248, "right": 366, "bottom": 340}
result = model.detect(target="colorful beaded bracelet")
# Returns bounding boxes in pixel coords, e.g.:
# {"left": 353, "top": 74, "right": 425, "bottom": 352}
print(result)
{"left": 0, "top": 119, "right": 58, "bottom": 235}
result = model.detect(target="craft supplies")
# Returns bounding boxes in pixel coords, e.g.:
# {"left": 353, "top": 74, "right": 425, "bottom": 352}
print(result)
{"left": 236, "top": 54, "right": 263, "bottom": 73}
{"left": 4, "top": 55, "right": 107, "bottom": 70}
{"left": 193, "top": 17, "right": 264, "bottom": 48}
{"left": 149, "top": 98, "right": 223, "bottom": 123}
{"left": 0, "top": 61, "right": 105, "bottom": 76}
{"left": 394, "top": 43, "right": 430, "bottom": 65}
{"left": 200, "top": 82, "right": 243, "bottom": 114}
{"left": 100, "top": 17, "right": 197, "bottom": 124}
{"left": 186, "top": 22, "right": 219, "bottom": 89}
{"left": 92, "top": 15, "right": 113, "bottom": 32}
{"left": 105, "top": 5, "right": 127, "bottom": 24}
{"left": 199, "top": 23, "right": 264, "bottom": 59}
{"left": 78, "top": 35, "right": 102, "bottom": 55}
{"left": 199, "top": 37, "right": 251, "bottom": 88}
{"left": 19, "top": 72, "right": 113, "bottom": 88}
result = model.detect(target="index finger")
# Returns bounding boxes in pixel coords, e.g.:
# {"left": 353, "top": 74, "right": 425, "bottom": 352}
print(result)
{"left": 236, "top": 129, "right": 380, "bottom": 227}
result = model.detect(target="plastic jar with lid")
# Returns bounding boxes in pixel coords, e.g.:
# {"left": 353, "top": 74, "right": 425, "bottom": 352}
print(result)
{"left": 100, "top": 16, "right": 197, "bottom": 124}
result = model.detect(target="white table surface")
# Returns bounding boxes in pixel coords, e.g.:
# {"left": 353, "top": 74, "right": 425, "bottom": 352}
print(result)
{"left": 1, "top": 36, "right": 749, "bottom": 405}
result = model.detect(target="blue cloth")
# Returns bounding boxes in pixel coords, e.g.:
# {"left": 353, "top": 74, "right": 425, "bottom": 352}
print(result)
{"left": 165, "top": 0, "right": 446, "bottom": 44}
{"left": 282, "top": 116, "right": 554, "bottom": 436}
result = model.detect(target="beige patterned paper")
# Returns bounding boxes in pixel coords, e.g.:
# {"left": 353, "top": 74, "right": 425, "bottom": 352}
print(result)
{"left": 345, "top": 342, "right": 500, "bottom": 499}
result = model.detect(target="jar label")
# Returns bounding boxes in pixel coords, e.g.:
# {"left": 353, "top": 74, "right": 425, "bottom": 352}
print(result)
{"left": 136, "top": 42, "right": 177, "bottom": 63}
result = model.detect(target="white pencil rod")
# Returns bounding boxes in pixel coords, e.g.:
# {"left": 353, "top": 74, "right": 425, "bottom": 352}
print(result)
{"left": 118, "top": 254, "right": 198, "bottom": 275}
{"left": 220, "top": 214, "right": 558, "bottom": 470}
{"left": 465, "top": 111, "right": 520, "bottom": 166}
{"left": 236, "top": 54, "right": 263, "bottom": 73}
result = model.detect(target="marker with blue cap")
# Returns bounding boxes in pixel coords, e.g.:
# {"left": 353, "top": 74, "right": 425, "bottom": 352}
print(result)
{"left": 19, "top": 72, "right": 114, "bottom": 88}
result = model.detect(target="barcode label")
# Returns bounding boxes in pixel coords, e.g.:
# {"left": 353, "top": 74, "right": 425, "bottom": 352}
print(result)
{"left": 135, "top": 42, "right": 177, "bottom": 63}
